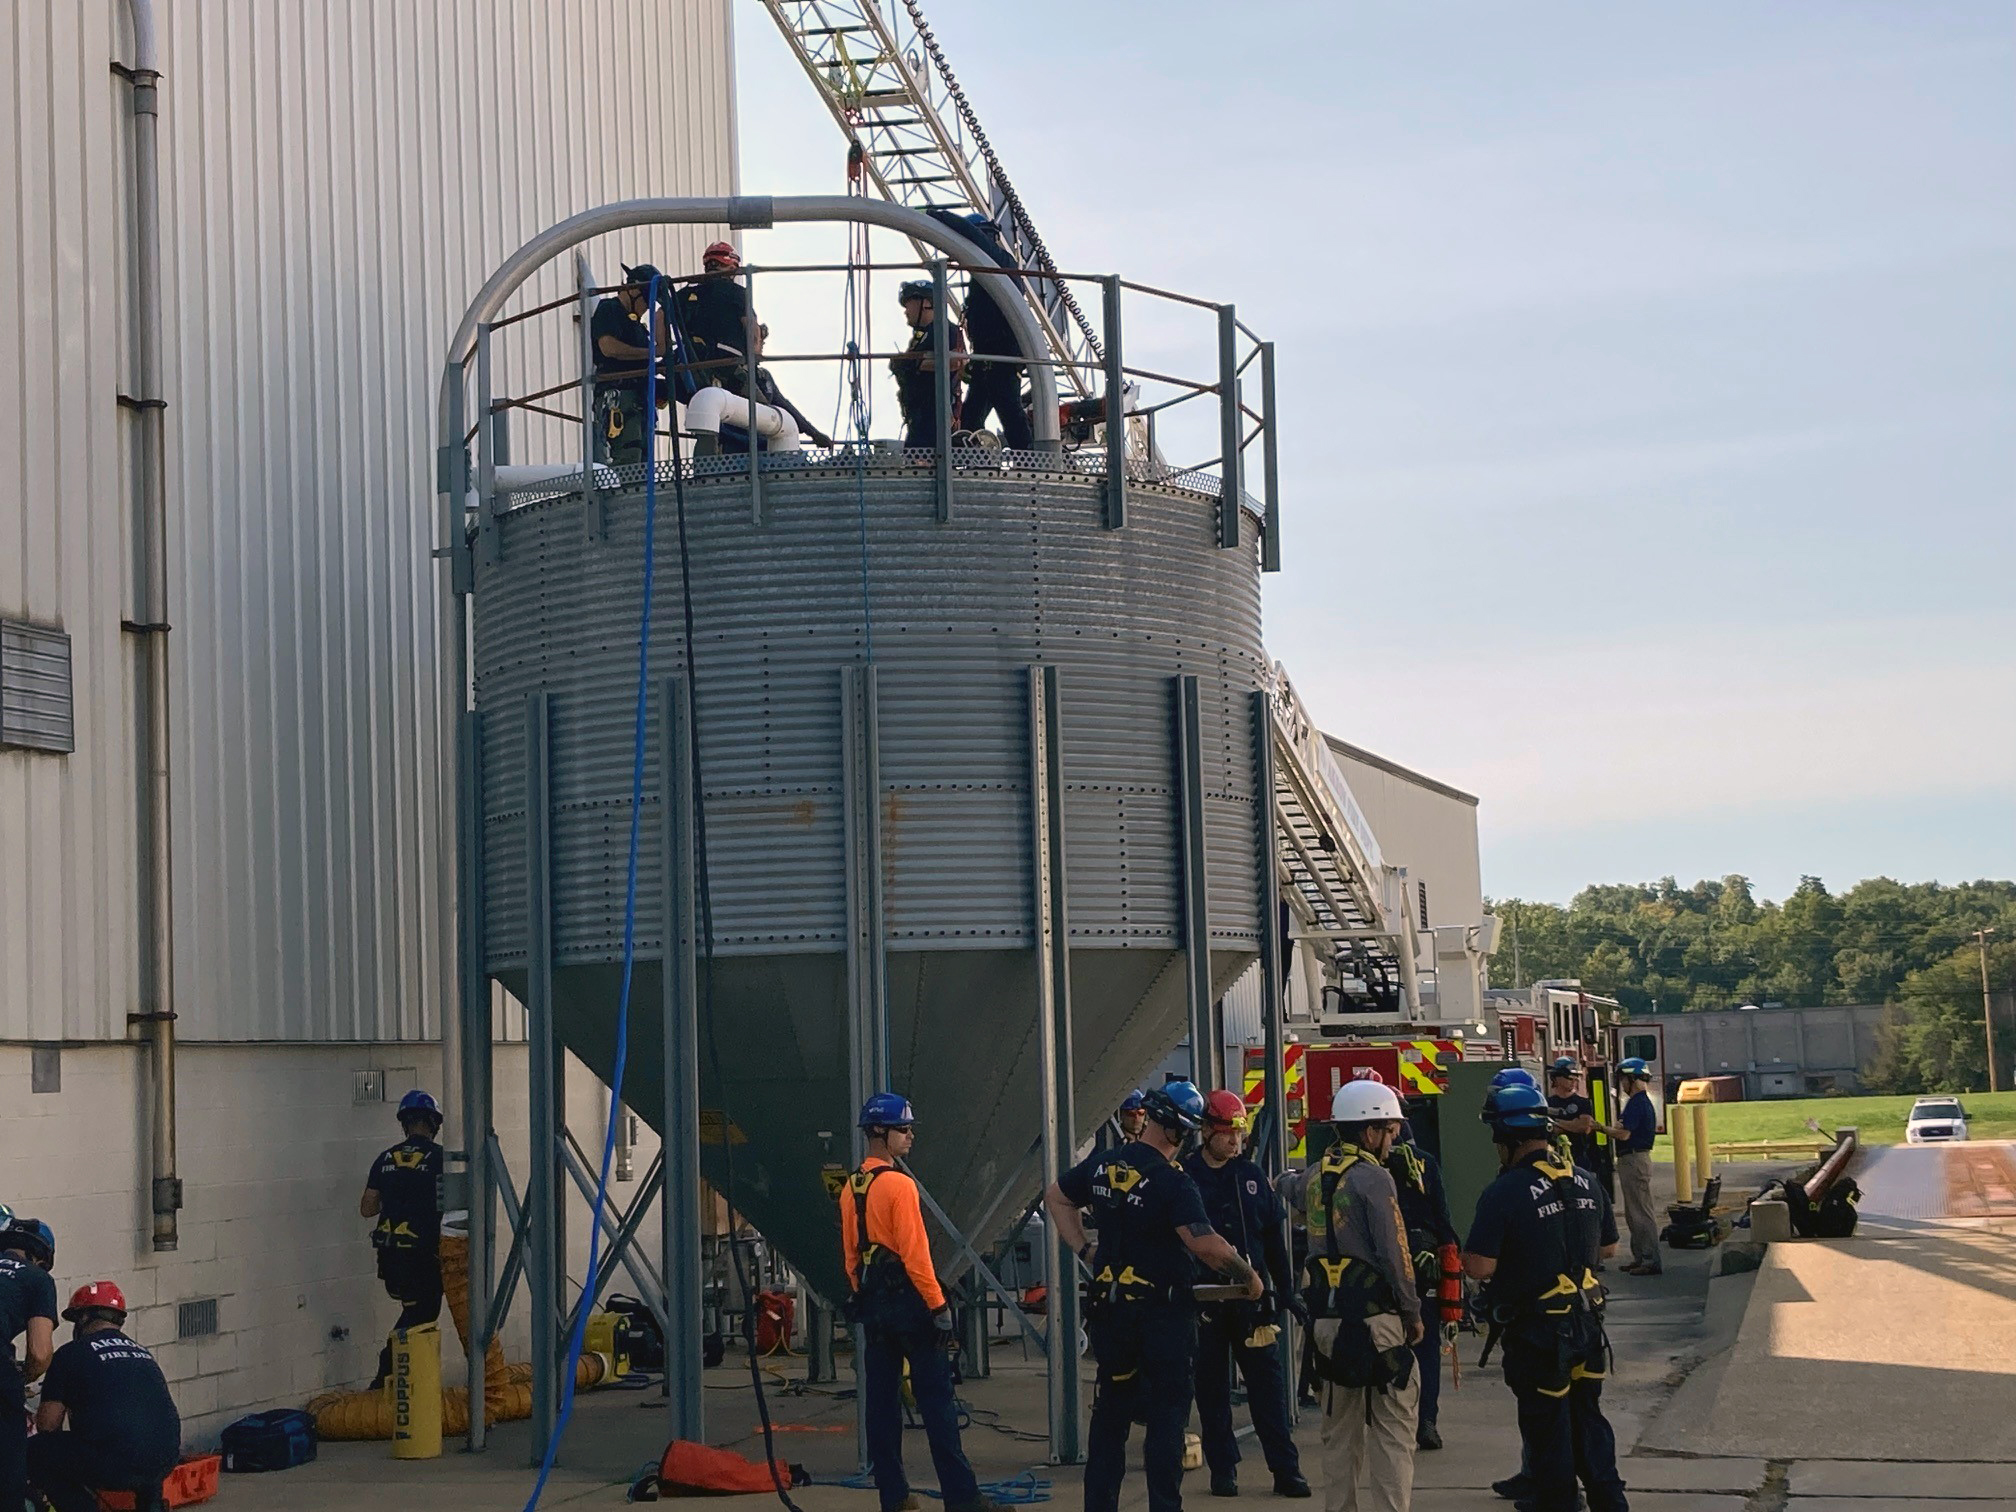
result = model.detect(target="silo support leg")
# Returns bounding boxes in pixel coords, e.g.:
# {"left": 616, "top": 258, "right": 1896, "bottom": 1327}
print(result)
{"left": 1174, "top": 675, "right": 1215, "bottom": 1091}
{"left": 660, "top": 675, "right": 706, "bottom": 1444}
{"left": 1028, "top": 664, "right": 1082, "bottom": 1464}
{"left": 523, "top": 691, "right": 563, "bottom": 1464}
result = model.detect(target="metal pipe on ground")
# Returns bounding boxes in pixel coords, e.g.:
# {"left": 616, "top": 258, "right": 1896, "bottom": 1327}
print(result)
{"left": 1804, "top": 1127, "right": 1859, "bottom": 1203}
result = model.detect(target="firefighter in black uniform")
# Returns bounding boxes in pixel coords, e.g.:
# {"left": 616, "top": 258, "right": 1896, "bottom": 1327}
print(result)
{"left": 360, "top": 1089, "right": 446, "bottom": 1388}
{"left": 1046, "top": 1082, "right": 1263, "bottom": 1512}
{"left": 0, "top": 1216, "right": 58, "bottom": 1512}
{"left": 891, "top": 280, "right": 967, "bottom": 450}
{"left": 30, "top": 1280, "right": 181, "bottom": 1512}
{"left": 679, "top": 241, "right": 752, "bottom": 386}
{"left": 947, "top": 213, "right": 1034, "bottom": 450}
{"left": 1463, "top": 1085, "right": 1628, "bottom": 1512}
{"left": 1183, "top": 1089, "right": 1309, "bottom": 1498}
{"left": 1390, "top": 1121, "right": 1460, "bottom": 1450}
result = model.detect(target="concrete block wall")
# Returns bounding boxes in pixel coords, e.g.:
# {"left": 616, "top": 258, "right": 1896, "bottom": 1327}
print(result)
{"left": 0, "top": 1040, "right": 666, "bottom": 1447}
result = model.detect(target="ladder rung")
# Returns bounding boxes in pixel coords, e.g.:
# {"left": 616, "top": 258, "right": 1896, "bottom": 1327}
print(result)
{"left": 801, "top": 25, "right": 873, "bottom": 35}
{"left": 885, "top": 173, "right": 957, "bottom": 186}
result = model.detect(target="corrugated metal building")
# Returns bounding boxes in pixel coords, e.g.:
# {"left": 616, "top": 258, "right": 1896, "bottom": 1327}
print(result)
{"left": 1, "top": 0, "right": 734, "bottom": 1438}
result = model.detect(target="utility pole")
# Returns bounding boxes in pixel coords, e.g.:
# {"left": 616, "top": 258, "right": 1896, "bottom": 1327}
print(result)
{"left": 1974, "top": 928, "right": 2000, "bottom": 1094}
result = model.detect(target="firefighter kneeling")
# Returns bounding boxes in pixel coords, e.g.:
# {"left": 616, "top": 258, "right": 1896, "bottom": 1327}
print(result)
{"left": 1462, "top": 1085, "right": 1629, "bottom": 1512}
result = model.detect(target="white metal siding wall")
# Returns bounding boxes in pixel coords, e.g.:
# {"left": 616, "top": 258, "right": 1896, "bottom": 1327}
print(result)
{"left": 0, "top": 0, "right": 738, "bottom": 1043}
{"left": 1325, "top": 745, "right": 1485, "bottom": 932}
{"left": 0, "top": 1, "right": 139, "bottom": 1043}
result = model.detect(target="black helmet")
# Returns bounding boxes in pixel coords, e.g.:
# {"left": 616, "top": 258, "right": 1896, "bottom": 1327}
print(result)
{"left": 897, "top": 279, "right": 935, "bottom": 306}
{"left": 1, "top": 1218, "right": 55, "bottom": 1271}
{"left": 622, "top": 262, "right": 664, "bottom": 291}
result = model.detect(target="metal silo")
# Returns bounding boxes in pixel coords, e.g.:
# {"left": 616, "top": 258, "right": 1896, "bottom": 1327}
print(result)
{"left": 441, "top": 197, "right": 1288, "bottom": 1455}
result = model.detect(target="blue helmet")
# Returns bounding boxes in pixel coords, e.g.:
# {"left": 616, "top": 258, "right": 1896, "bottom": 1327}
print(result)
{"left": 1, "top": 1218, "right": 55, "bottom": 1270}
{"left": 1618, "top": 1057, "right": 1650, "bottom": 1080}
{"left": 1119, "top": 1089, "right": 1147, "bottom": 1113}
{"left": 858, "top": 1092, "right": 917, "bottom": 1132}
{"left": 1483, "top": 1084, "right": 1551, "bottom": 1134}
{"left": 1490, "top": 1067, "right": 1538, "bottom": 1091}
{"left": 1143, "top": 1081, "right": 1206, "bottom": 1134}
{"left": 398, "top": 1089, "right": 443, "bottom": 1127}
{"left": 1550, "top": 1057, "right": 1579, "bottom": 1075}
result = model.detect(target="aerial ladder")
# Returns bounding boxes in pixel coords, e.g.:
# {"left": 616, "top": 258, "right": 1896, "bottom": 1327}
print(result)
{"left": 759, "top": 1, "right": 1428, "bottom": 1021}
{"left": 756, "top": 0, "right": 1100, "bottom": 398}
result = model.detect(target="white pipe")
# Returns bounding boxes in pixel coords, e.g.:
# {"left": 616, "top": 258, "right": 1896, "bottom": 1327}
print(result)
{"left": 124, "top": 0, "right": 180, "bottom": 1253}
{"left": 683, "top": 386, "right": 801, "bottom": 450}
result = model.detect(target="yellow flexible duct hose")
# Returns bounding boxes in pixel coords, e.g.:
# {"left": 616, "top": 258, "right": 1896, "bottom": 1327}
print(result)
{"left": 307, "top": 1234, "right": 610, "bottom": 1443}
{"left": 310, "top": 1354, "right": 607, "bottom": 1441}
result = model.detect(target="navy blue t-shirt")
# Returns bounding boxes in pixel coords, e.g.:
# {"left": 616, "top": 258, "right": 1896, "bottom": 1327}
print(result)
{"left": 367, "top": 1137, "right": 444, "bottom": 1253}
{"left": 1058, "top": 1140, "right": 1211, "bottom": 1292}
{"left": 1465, "top": 1151, "right": 1617, "bottom": 1308}
{"left": 0, "top": 1253, "right": 56, "bottom": 1365}
{"left": 1620, "top": 1091, "right": 1658, "bottom": 1153}
{"left": 41, "top": 1328, "right": 181, "bottom": 1476}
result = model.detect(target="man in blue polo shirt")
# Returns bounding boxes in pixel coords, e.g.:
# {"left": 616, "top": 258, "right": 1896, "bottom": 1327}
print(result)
{"left": 1614, "top": 1060, "right": 1661, "bottom": 1277}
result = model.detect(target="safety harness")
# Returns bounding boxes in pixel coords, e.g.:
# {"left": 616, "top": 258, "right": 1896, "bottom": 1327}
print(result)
{"left": 1083, "top": 1157, "right": 1188, "bottom": 1312}
{"left": 1476, "top": 1156, "right": 1608, "bottom": 1397}
{"left": 1300, "top": 1144, "right": 1414, "bottom": 1397}
{"left": 845, "top": 1166, "right": 929, "bottom": 1332}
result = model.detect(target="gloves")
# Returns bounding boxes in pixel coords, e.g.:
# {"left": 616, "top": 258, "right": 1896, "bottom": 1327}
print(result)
{"left": 806, "top": 430, "right": 834, "bottom": 449}
{"left": 933, "top": 1307, "right": 960, "bottom": 1356}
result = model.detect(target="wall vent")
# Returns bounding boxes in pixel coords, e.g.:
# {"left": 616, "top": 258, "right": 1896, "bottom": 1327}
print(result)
{"left": 0, "top": 618, "right": 74, "bottom": 754}
{"left": 177, "top": 1298, "right": 219, "bottom": 1339}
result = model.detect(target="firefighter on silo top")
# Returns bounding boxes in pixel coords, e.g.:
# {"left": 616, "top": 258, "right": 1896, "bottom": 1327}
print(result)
{"left": 360, "top": 1090, "right": 445, "bottom": 1388}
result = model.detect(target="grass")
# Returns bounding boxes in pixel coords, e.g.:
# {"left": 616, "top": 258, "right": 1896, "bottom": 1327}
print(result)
{"left": 1649, "top": 1090, "right": 2016, "bottom": 1161}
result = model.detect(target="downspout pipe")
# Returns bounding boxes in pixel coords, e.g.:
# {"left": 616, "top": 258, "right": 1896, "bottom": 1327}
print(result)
{"left": 122, "top": 0, "right": 180, "bottom": 1252}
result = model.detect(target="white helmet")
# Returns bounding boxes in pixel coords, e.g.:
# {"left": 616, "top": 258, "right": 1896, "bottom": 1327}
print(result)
{"left": 1331, "top": 1080, "right": 1404, "bottom": 1123}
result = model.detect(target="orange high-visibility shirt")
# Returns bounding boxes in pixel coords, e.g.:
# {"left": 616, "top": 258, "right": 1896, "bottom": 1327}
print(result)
{"left": 837, "top": 1155, "right": 945, "bottom": 1312}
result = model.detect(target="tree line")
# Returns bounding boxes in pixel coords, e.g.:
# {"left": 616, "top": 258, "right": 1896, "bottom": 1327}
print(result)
{"left": 1489, "top": 876, "right": 2016, "bottom": 1093}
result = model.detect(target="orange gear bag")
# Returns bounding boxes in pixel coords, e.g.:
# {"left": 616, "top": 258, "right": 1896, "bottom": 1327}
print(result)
{"left": 656, "top": 1439, "right": 807, "bottom": 1496}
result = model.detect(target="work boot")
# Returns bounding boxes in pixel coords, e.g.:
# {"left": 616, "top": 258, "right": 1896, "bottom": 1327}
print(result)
{"left": 1493, "top": 1477, "right": 1534, "bottom": 1500}
{"left": 1210, "top": 1474, "right": 1239, "bottom": 1497}
{"left": 1417, "top": 1421, "right": 1443, "bottom": 1451}
{"left": 1273, "top": 1472, "right": 1312, "bottom": 1498}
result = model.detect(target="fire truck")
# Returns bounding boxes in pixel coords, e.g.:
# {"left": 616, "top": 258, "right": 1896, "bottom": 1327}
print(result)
{"left": 1241, "top": 1036, "right": 1465, "bottom": 1163}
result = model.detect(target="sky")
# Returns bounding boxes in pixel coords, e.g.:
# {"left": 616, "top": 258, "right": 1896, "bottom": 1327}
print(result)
{"left": 731, "top": 0, "right": 2016, "bottom": 905}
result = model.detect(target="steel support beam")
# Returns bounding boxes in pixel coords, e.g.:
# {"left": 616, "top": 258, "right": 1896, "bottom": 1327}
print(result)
{"left": 561, "top": 1142, "right": 670, "bottom": 1328}
{"left": 1259, "top": 342, "right": 1280, "bottom": 572}
{"left": 476, "top": 323, "right": 500, "bottom": 567}
{"left": 805, "top": 1293, "right": 837, "bottom": 1384}
{"left": 840, "top": 662, "right": 887, "bottom": 1467}
{"left": 1102, "top": 277, "right": 1126, "bottom": 529}
{"left": 457, "top": 708, "right": 493, "bottom": 1449}
{"left": 931, "top": 258, "right": 953, "bottom": 520}
{"left": 660, "top": 675, "right": 706, "bottom": 1442}
{"left": 1028, "top": 663, "right": 1082, "bottom": 1462}
{"left": 1216, "top": 304, "right": 1242, "bottom": 549}
{"left": 1175, "top": 675, "right": 1216, "bottom": 1090}
{"left": 1252, "top": 690, "right": 1295, "bottom": 1408}
{"left": 523, "top": 691, "right": 561, "bottom": 1462}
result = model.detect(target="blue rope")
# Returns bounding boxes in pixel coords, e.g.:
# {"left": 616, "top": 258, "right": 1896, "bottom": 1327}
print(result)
{"left": 521, "top": 274, "right": 664, "bottom": 1512}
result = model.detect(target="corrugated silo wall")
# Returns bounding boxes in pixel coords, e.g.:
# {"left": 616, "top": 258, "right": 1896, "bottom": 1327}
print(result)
{"left": 0, "top": 0, "right": 735, "bottom": 1443}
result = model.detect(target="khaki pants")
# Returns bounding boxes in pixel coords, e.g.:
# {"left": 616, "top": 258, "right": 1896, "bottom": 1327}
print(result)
{"left": 1316, "top": 1315, "right": 1419, "bottom": 1512}
{"left": 1619, "top": 1150, "right": 1659, "bottom": 1268}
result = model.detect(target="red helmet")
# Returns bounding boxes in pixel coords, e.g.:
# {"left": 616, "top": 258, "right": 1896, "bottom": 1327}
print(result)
{"left": 702, "top": 240, "right": 741, "bottom": 269}
{"left": 63, "top": 1280, "right": 128, "bottom": 1322}
{"left": 1203, "top": 1089, "right": 1248, "bottom": 1131}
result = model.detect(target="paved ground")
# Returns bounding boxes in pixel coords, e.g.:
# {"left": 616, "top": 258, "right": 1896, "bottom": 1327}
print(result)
{"left": 161, "top": 1152, "right": 2016, "bottom": 1511}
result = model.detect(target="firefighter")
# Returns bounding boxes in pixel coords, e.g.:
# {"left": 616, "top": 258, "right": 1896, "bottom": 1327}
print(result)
{"left": 839, "top": 1094, "right": 999, "bottom": 1512}
{"left": 1183, "top": 1089, "right": 1310, "bottom": 1499}
{"left": 360, "top": 1089, "right": 446, "bottom": 1388}
{"left": 1295, "top": 1081, "right": 1421, "bottom": 1512}
{"left": 1117, "top": 1089, "right": 1148, "bottom": 1140}
{"left": 891, "top": 279, "right": 967, "bottom": 449}
{"left": 590, "top": 262, "right": 664, "bottom": 465}
{"left": 950, "top": 213, "right": 1034, "bottom": 450}
{"left": 679, "top": 241, "right": 752, "bottom": 385}
{"left": 29, "top": 1281, "right": 180, "bottom": 1512}
{"left": 0, "top": 1217, "right": 57, "bottom": 1512}
{"left": 1463, "top": 1085, "right": 1627, "bottom": 1512}
{"left": 1389, "top": 1122, "right": 1460, "bottom": 1451}
{"left": 1045, "top": 1082, "right": 1263, "bottom": 1512}
{"left": 1613, "top": 1060, "right": 1662, "bottom": 1276}
{"left": 1545, "top": 1060, "right": 1630, "bottom": 1184}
